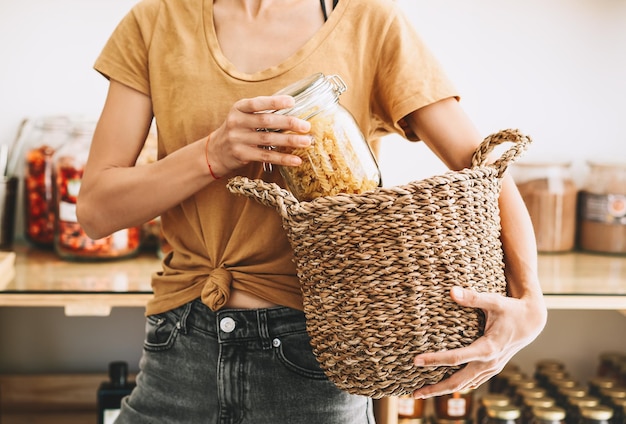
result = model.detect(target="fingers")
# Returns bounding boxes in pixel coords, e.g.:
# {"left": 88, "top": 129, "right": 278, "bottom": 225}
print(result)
{"left": 234, "top": 95, "right": 311, "bottom": 134}
{"left": 213, "top": 95, "right": 315, "bottom": 172}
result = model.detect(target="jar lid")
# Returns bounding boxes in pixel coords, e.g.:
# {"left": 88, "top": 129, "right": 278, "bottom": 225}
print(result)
{"left": 480, "top": 394, "right": 510, "bottom": 407}
{"left": 518, "top": 387, "right": 548, "bottom": 400}
{"left": 532, "top": 406, "right": 566, "bottom": 421}
{"left": 272, "top": 73, "right": 346, "bottom": 120}
{"left": 580, "top": 406, "right": 613, "bottom": 421}
{"left": 487, "top": 405, "right": 521, "bottom": 420}
{"left": 554, "top": 378, "right": 578, "bottom": 389}
{"left": 524, "top": 397, "right": 556, "bottom": 408}
{"left": 560, "top": 386, "right": 588, "bottom": 398}
{"left": 601, "top": 386, "right": 626, "bottom": 398}
{"left": 589, "top": 377, "right": 618, "bottom": 389}
{"left": 569, "top": 396, "right": 600, "bottom": 408}
{"left": 511, "top": 377, "right": 537, "bottom": 389}
{"left": 535, "top": 359, "right": 565, "bottom": 371}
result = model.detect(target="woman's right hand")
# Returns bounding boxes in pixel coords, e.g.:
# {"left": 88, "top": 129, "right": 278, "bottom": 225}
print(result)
{"left": 205, "top": 95, "right": 313, "bottom": 178}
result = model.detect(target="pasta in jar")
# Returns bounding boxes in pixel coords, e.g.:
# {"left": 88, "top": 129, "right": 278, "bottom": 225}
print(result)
{"left": 272, "top": 73, "right": 381, "bottom": 201}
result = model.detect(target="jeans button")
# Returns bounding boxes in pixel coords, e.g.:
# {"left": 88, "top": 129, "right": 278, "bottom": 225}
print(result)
{"left": 219, "top": 317, "right": 236, "bottom": 333}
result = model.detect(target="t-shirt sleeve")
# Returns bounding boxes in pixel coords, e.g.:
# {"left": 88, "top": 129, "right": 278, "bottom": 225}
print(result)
{"left": 371, "top": 3, "right": 460, "bottom": 141}
{"left": 93, "top": 0, "right": 160, "bottom": 96}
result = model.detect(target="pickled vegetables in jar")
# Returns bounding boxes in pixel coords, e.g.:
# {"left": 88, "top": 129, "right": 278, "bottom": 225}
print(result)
{"left": 53, "top": 122, "right": 141, "bottom": 260}
{"left": 23, "top": 116, "right": 71, "bottom": 247}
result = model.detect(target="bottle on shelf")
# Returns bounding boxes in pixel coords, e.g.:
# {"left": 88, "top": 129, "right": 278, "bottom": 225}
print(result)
{"left": 433, "top": 389, "right": 475, "bottom": 423}
{"left": 530, "top": 406, "right": 567, "bottom": 424}
{"left": 485, "top": 404, "right": 522, "bottom": 424}
{"left": 477, "top": 394, "right": 511, "bottom": 424}
{"left": 97, "top": 361, "right": 136, "bottom": 424}
{"left": 566, "top": 396, "right": 601, "bottom": 424}
{"left": 579, "top": 406, "right": 614, "bottom": 424}
{"left": 397, "top": 395, "right": 425, "bottom": 423}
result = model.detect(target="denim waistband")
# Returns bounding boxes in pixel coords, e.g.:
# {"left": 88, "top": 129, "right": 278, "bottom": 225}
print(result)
{"left": 177, "top": 299, "right": 308, "bottom": 347}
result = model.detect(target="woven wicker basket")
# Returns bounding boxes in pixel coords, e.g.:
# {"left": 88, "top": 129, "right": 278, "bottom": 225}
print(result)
{"left": 227, "top": 129, "right": 531, "bottom": 398}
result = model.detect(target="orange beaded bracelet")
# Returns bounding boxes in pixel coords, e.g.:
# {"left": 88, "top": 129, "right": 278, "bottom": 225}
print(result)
{"left": 204, "top": 134, "right": 221, "bottom": 180}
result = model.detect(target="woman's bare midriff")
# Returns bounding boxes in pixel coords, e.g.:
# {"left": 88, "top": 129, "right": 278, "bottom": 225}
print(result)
{"left": 223, "top": 288, "right": 279, "bottom": 309}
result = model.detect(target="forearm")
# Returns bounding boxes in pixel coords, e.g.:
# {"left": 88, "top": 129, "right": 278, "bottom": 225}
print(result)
{"left": 498, "top": 174, "right": 545, "bottom": 303}
{"left": 77, "top": 136, "right": 211, "bottom": 239}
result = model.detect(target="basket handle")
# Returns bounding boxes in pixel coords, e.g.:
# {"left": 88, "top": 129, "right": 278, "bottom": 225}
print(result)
{"left": 226, "top": 176, "right": 299, "bottom": 217}
{"left": 471, "top": 129, "right": 532, "bottom": 177}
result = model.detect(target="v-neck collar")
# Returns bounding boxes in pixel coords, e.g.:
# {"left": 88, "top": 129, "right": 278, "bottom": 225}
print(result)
{"left": 202, "top": 0, "right": 349, "bottom": 82}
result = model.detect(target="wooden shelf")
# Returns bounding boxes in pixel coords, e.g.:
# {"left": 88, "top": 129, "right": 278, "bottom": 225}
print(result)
{"left": 538, "top": 251, "right": 626, "bottom": 310}
{"left": 0, "top": 245, "right": 156, "bottom": 315}
{"left": 0, "top": 246, "right": 626, "bottom": 314}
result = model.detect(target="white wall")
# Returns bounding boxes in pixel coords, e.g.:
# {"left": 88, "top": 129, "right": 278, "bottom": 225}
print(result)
{"left": 0, "top": 0, "right": 625, "bottom": 378}
{"left": 380, "top": 0, "right": 626, "bottom": 186}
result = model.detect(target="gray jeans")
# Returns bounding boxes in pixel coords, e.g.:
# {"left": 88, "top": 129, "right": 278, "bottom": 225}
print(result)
{"left": 116, "top": 299, "right": 375, "bottom": 424}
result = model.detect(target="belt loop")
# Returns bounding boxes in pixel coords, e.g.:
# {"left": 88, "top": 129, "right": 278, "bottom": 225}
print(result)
{"left": 177, "top": 301, "right": 193, "bottom": 335}
{"left": 257, "top": 309, "right": 272, "bottom": 350}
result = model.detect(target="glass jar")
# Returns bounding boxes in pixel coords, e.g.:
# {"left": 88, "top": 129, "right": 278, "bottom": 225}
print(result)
{"left": 511, "top": 162, "right": 577, "bottom": 252}
{"left": 492, "top": 369, "right": 528, "bottom": 396}
{"left": 485, "top": 404, "right": 522, "bottom": 424}
{"left": 434, "top": 389, "right": 475, "bottom": 421}
{"left": 53, "top": 122, "right": 141, "bottom": 260}
{"left": 596, "top": 352, "right": 625, "bottom": 380}
{"left": 579, "top": 406, "right": 614, "bottom": 424}
{"left": 517, "top": 387, "right": 549, "bottom": 407}
{"left": 509, "top": 377, "right": 539, "bottom": 399}
{"left": 397, "top": 395, "right": 425, "bottom": 423}
{"left": 535, "top": 360, "right": 566, "bottom": 386}
{"left": 578, "top": 162, "right": 626, "bottom": 254}
{"left": 524, "top": 397, "right": 557, "bottom": 423}
{"left": 530, "top": 406, "right": 566, "bottom": 424}
{"left": 271, "top": 73, "right": 381, "bottom": 201}
{"left": 22, "top": 115, "right": 71, "bottom": 247}
{"left": 567, "top": 396, "right": 601, "bottom": 424}
{"left": 477, "top": 394, "right": 511, "bottom": 424}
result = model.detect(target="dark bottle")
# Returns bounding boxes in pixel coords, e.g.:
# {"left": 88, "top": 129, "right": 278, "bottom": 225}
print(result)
{"left": 97, "top": 361, "right": 136, "bottom": 424}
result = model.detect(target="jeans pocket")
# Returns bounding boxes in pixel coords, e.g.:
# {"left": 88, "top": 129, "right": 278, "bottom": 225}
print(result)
{"left": 274, "top": 330, "right": 329, "bottom": 380}
{"left": 143, "top": 311, "right": 181, "bottom": 352}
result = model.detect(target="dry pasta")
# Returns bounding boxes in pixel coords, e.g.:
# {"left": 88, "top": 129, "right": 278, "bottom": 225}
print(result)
{"left": 279, "top": 110, "right": 379, "bottom": 201}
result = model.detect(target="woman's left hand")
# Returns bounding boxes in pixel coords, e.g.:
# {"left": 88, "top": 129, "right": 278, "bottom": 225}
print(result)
{"left": 411, "top": 284, "right": 547, "bottom": 398}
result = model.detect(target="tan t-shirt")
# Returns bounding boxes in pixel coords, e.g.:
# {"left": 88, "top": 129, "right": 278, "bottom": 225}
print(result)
{"left": 94, "top": 0, "right": 459, "bottom": 315}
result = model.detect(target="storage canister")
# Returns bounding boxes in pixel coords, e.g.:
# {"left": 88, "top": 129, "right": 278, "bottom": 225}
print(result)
{"left": 270, "top": 73, "right": 381, "bottom": 201}
{"left": 578, "top": 162, "right": 626, "bottom": 254}
{"left": 511, "top": 162, "right": 577, "bottom": 252}
{"left": 53, "top": 122, "right": 141, "bottom": 260}
{"left": 22, "top": 115, "right": 71, "bottom": 247}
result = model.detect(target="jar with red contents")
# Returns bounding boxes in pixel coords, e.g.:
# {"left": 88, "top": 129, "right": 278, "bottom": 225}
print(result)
{"left": 22, "top": 116, "right": 71, "bottom": 247}
{"left": 53, "top": 122, "right": 141, "bottom": 260}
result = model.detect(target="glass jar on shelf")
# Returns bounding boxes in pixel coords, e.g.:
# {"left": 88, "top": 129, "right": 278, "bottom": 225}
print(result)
{"left": 22, "top": 115, "right": 72, "bottom": 247}
{"left": 269, "top": 73, "right": 381, "bottom": 201}
{"left": 578, "top": 162, "right": 626, "bottom": 254}
{"left": 433, "top": 389, "right": 475, "bottom": 422}
{"left": 53, "top": 122, "right": 141, "bottom": 261}
{"left": 511, "top": 162, "right": 577, "bottom": 253}
{"left": 397, "top": 394, "right": 425, "bottom": 423}
{"left": 485, "top": 404, "right": 522, "bottom": 424}
{"left": 530, "top": 406, "right": 566, "bottom": 424}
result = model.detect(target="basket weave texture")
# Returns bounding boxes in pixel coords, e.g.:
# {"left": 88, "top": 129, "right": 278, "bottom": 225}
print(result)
{"left": 227, "top": 129, "right": 531, "bottom": 398}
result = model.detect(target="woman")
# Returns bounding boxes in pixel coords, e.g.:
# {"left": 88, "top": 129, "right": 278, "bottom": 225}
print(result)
{"left": 77, "top": 0, "right": 547, "bottom": 422}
